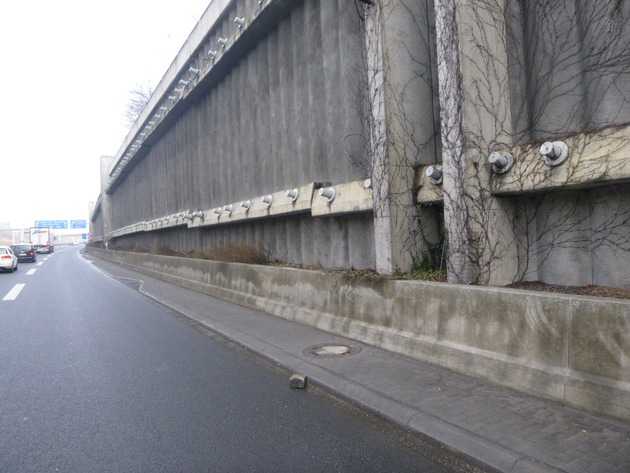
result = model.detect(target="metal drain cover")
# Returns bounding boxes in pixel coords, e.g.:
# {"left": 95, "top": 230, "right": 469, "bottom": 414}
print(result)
{"left": 304, "top": 343, "right": 360, "bottom": 358}
{"left": 315, "top": 345, "right": 350, "bottom": 356}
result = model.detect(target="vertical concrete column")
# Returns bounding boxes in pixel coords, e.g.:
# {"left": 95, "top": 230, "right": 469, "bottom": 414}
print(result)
{"left": 434, "top": 0, "right": 518, "bottom": 285}
{"left": 99, "top": 156, "right": 115, "bottom": 247}
{"left": 366, "top": 0, "right": 439, "bottom": 274}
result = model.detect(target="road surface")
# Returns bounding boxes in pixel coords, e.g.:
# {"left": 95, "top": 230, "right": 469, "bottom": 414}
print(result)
{"left": 0, "top": 247, "right": 459, "bottom": 473}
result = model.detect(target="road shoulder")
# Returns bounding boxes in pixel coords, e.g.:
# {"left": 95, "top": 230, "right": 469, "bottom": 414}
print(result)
{"left": 84, "top": 252, "right": 630, "bottom": 473}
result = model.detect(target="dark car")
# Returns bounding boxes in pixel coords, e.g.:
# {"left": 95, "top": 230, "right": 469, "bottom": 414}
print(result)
{"left": 11, "top": 244, "right": 37, "bottom": 263}
{"left": 35, "top": 244, "right": 54, "bottom": 254}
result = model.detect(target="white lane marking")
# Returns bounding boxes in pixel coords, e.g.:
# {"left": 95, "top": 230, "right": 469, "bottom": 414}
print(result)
{"left": 26, "top": 269, "right": 37, "bottom": 276}
{"left": 3, "top": 284, "right": 25, "bottom": 301}
{"left": 36, "top": 262, "right": 43, "bottom": 266}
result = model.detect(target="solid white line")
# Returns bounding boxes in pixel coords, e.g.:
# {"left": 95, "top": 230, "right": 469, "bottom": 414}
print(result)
{"left": 26, "top": 269, "right": 37, "bottom": 276}
{"left": 3, "top": 284, "right": 25, "bottom": 301}
{"left": 36, "top": 262, "right": 43, "bottom": 267}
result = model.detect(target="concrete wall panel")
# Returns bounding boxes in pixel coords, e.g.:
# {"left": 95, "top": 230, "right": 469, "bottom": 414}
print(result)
{"left": 108, "top": 0, "right": 373, "bottom": 268}
{"left": 508, "top": 0, "right": 630, "bottom": 141}
{"left": 110, "top": 213, "right": 376, "bottom": 270}
{"left": 501, "top": 1, "right": 630, "bottom": 287}
{"left": 90, "top": 210, "right": 104, "bottom": 240}
{"left": 515, "top": 184, "right": 630, "bottom": 289}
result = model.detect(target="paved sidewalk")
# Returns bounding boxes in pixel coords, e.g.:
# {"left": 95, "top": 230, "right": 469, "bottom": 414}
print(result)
{"left": 88, "top": 255, "right": 630, "bottom": 473}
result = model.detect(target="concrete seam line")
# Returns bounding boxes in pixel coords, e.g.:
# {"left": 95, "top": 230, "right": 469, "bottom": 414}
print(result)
{"left": 564, "top": 300, "right": 575, "bottom": 405}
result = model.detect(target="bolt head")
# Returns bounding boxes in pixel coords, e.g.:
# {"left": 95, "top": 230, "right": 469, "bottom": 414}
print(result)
{"left": 425, "top": 165, "right": 443, "bottom": 184}
{"left": 488, "top": 151, "right": 513, "bottom": 174}
{"left": 319, "top": 187, "right": 336, "bottom": 203}
{"left": 540, "top": 141, "right": 569, "bottom": 167}
{"left": 286, "top": 189, "right": 299, "bottom": 202}
{"left": 489, "top": 152, "right": 505, "bottom": 165}
{"left": 539, "top": 142, "right": 554, "bottom": 157}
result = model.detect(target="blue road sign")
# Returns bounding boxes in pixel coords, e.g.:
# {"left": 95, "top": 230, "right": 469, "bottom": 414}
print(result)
{"left": 71, "top": 220, "right": 88, "bottom": 229}
{"left": 35, "top": 220, "right": 68, "bottom": 229}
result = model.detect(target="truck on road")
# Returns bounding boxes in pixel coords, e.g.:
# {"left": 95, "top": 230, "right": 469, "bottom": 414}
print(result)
{"left": 30, "top": 228, "right": 55, "bottom": 254}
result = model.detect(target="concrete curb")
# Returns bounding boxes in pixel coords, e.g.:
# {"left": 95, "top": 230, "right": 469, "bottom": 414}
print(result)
{"left": 141, "top": 278, "right": 565, "bottom": 473}
{"left": 85, "top": 248, "right": 630, "bottom": 425}
{"left": 87, "top": 252, "right": 567, "bottom": 473}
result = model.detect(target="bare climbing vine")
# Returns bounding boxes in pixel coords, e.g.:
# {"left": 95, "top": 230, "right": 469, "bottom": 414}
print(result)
{"left": 352, "top": 0, "right": 630, "bottom": 285}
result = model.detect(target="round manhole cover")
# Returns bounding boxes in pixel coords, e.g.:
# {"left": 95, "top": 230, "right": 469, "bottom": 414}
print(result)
{"left": 304, "top": 343, "right": 360, "bottom": 358}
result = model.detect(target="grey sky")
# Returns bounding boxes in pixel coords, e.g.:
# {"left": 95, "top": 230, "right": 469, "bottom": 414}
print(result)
{"left": 0, "top": 0, "right": 210, "bottom": 228}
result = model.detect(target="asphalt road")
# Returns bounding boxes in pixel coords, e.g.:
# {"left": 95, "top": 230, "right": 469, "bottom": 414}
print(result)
{"left": 0, "top": 246, "right": 458, "bottom": 473}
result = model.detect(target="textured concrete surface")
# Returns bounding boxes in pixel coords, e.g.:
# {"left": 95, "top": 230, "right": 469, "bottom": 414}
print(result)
{"left": 88, "top": 248, "right": 630, "bottom": 423}
{"left": 108, "top": 0, "right": 233, "bottom": 179}
{"left": 491, "top": 126, "right": 630, "bottom": 195}
{"left": 508, "top": 1, "right": 630, "bottom": 140}
{"left": 88, "top": 249, "right": 630, "bottom": 473}
{"left": 91, "top": 0, "right": 630, "bottom": 287}
{"left": 502, "top": 1, "right": 630, "bottom": 287}
{"left": 111, "top": 212, "right": 376, "bottom": 270}
{"left": 0, "top": 246, "right": 464, "bottom": 473}
{"left": 107, "top": 0, "right": 375, "bottom": 269}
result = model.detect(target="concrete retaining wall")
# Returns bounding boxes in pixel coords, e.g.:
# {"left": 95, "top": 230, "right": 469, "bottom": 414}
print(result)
{"left": 89, "top": 248, "right": 630, "bottom": 422}
{"left": 91, "top": 209, "right": 104, "bottom": 241}
{"left": 503, "top": 1, "right": 630, "bottom": 288}
{"left": 109, "top": 213, "right": 376, "bottom": 270}
{"left": 108, "top": 0, "right": 374, "bottom": 268}
{"left": 92, "top": 0, "right": 630, "bottom": 287}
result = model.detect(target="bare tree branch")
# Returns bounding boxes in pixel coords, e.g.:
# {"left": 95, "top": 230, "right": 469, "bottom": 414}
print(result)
{"left": 125, "top": 84, "right": 153, "bottom": 128}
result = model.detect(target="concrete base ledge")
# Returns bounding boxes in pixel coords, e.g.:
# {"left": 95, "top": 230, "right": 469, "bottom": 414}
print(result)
{"left": 88, "top": 248, "right": 630, "bottom": 422}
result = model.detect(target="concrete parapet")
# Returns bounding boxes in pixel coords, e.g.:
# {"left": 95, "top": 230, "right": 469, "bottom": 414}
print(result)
{"left": 88, "top": 248, "right": 630, "bottom": 422}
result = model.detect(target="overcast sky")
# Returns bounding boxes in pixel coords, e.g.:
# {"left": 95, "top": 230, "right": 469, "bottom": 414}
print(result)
{"left": 0, "top": 0, "right": 210, "bottom": 228}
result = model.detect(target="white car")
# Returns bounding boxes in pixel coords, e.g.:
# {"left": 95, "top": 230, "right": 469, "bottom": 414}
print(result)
{"left": 0, "top": 246, "right": 18, "bottom": 272}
